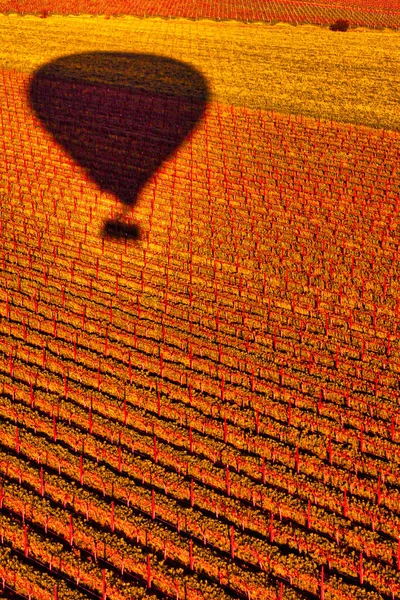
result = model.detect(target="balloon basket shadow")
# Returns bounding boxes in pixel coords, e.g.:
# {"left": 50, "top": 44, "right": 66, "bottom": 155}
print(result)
{"left": 102, "top": 218, "right": 141, "bottom": 240}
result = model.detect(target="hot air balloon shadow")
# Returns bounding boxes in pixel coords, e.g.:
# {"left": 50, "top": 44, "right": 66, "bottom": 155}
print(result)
{"left": 28, "top": 52, "right": 210, "bottom": 240}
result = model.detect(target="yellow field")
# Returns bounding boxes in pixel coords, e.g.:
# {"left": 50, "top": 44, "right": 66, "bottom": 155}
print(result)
{"left": 1, "top": 14, "right": 399, "bottom": 130}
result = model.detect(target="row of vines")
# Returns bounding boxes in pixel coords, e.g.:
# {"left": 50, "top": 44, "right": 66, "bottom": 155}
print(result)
{"left": 0, "top": 52, "right": 399, "bottom": 600}
{"left": 3, "top": 0, "right": 400, "bottom": 29}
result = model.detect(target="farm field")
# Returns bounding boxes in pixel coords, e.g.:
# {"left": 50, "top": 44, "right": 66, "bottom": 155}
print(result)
{"left": 2, "top": 0, "right": 400, "bottom": 29}
{"left": 0, "top": 9, "right": 400, "bottom": 600}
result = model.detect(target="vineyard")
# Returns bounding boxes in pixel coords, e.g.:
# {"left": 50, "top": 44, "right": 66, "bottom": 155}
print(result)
{"left": 0, "top": 6, "right": 400, "bottom": 600}
{"left": 3, "top": 0, "right": 400, "bottom": 29}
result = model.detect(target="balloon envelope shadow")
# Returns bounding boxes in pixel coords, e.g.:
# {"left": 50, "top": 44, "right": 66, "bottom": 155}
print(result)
{"left": 28, "top": 52, "right": 209, "bottom": 240}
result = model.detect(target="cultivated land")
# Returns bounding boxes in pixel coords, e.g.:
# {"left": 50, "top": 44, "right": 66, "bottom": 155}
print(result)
{"left": 0, "top": 8, "right": 400, "bottom": 600}
{"left": 2, "top": 0, "right": 400, "bottom": 28}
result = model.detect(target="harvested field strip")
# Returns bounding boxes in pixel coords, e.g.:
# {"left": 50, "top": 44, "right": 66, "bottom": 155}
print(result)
{"left": 1, "top": 16, "right": 399, "bottom": 131}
